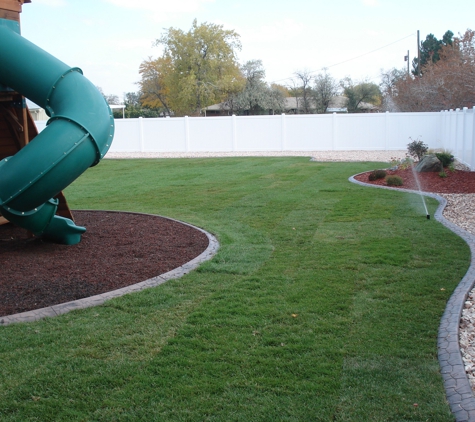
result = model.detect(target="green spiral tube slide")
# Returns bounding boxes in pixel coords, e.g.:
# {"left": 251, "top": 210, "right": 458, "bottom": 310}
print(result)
{"left": 0, "top": 19, "right": 114, "bottom": 245}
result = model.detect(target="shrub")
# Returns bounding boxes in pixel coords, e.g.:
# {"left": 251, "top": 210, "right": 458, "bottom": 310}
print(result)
{"left": 389, "top": 156, "right": 413, "bottom": 170}
{"left": 368, "top": 169, "right": 387, "bottom": 181}
{"left": 435, "top": 151, "right": 454, "bottom": 168}
{"left": 386, "top": 175, "right": 403, "bottom": 186}
{"left": 439, "top": 171, "right": 447, "bottom": 178}
{"left": 407, "top": 138, "right": 428, "bottom": 161}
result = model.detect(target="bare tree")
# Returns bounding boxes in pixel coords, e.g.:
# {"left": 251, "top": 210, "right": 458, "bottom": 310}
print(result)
{"left": 312, "top": 71, "right": 339, "bottom": 113}
{"left": 96, "top": 86, "right": 120, "bottom": 105}
{"left": 379, "top": 68, "right": 406, "bottom": 111}
{"left": 293, "top": 69, "right": 314, "bottom": 113}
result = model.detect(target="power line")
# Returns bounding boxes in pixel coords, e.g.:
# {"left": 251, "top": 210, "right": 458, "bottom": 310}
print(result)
{"left": 270, "top": 32, "right": 416, "bottom": 84}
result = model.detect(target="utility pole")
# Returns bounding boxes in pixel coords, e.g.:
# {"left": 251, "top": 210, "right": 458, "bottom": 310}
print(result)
{"left": 417, "top": 30, "right": 421, "bottom": 76}
{"left": 404, "top": 50, "right": 410, "bottom": 76}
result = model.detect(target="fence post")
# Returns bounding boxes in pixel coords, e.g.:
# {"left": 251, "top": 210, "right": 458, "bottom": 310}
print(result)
{"left": 471, "top": 107, "right": 475, "bottom": 170}
{"left": 280, "top": 113, "right": 286, "bottom": 151}
{"left": 455, "top": 109, "right": 460, "bottom": 160}
{"left": 138, "top": 117, "right": 144, "bottom": 152}
{"left": 332, "top": 113, "right": 337, "bottom": 150}
{"left": 439, "top": 110, "right": 444, "bottom": 150}
{"left": 451, "top": 109, "right": 456, "bottom": 152}
{"left": 462, "top": 107, "right": 468, "bottom": 165}
{"left": 384, "top": 111, "right": 389, "bottom": 150}
{"left": 184, "top": 116, "right": 190, "bottom": 152}
{"left": 444, "top": 110, "right": 450, "bottom": 149}
{"left": 232, "top": 114, "right": 237, "bottom": 151}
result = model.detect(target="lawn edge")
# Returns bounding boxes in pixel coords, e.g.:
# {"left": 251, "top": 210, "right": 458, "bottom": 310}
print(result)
{"left": 350, "top": 173, "right": 475, "bottom": 421}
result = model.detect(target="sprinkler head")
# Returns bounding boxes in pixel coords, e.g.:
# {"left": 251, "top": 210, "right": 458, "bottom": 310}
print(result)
{"left": 427, "top": 214, "right": 430, "bottom": 220}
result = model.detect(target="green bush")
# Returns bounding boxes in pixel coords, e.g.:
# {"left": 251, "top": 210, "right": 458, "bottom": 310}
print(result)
{"left": 407, "top": 138, "right": 428, "bottom": 161}
{"left": 439, "top": 171, "right": 447, "bottom": 178}
{"left": 435, "top": 151, "right": 454, "bottom": 167}
{"left": 386, "top": 175, "right": 403, "bottom": 186}
{"left": 368, "top": 169, "right": 387, "bottom": 181}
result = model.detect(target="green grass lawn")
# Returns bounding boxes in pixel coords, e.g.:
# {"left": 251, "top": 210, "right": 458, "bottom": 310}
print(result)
{"left": 0, "top": 157, "right": 469, "bottom": 421}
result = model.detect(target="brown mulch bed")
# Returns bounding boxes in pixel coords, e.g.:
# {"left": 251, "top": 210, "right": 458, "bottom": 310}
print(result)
{"left": 354, "top": 167, "right": 475, "bottom": 194}
{"left": 0, "top": 211, "right": 209, "bottom": 317}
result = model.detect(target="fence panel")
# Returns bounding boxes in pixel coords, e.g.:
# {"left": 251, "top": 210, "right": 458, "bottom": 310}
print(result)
{"left": 284, "top": 114, "right": 333, "bottom": 150}
{"left": 108, "top": 118, "right": 141, "bottom": 152}
{"left": 188, "top": 116, "right": 233, "bottom": 151}
{"left": 336, "top": 113, "right": 385, "bottom": 150}
{"left": 33, "top": 108, "right": 475, "bottom": 169}
{"left": 389, "top": 112, "right": 442, "bottom": 150}
{"left": 235, "top": 116, "right": 282, "bottom": 151}
{"left": 142, "top": 118, "right": 186, "bottom": 152}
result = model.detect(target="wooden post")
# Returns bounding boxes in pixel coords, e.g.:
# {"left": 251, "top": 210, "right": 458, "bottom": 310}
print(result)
{"left": 0, "top": 0, "right": 31, "bottom": 21}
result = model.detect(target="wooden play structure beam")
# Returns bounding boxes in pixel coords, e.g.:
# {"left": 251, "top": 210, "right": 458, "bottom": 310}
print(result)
{"left": 0, "top": 0, "right": 31, "bottom": 21}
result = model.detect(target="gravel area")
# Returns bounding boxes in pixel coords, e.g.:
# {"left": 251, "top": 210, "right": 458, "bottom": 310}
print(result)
{"left": 439, "top": 194, "right": 475, "bottom": 236}
{"left": 461, "top": 292, "right": 475, "bottom": 389}
{"left": 104, "top": 150, "right": 408, "bottom": 162}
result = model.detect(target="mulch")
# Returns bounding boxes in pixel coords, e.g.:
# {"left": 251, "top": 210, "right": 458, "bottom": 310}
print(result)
{"left": 353, "top": 167, "right": 475, "bottom": 194}
{"left": 0, "top": 211, "right": 209, "bottom": 317}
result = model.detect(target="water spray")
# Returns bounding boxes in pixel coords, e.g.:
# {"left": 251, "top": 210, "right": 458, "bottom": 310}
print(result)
{"left": 410, "top": 161, "right": 430, "bottom": 220}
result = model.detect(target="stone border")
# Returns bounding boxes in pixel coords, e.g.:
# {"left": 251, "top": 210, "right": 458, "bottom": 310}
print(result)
{"left": 0, "top": 211, "right": 219, "bottom": 326}
{"left": 349, "top": 174, "right": 475, "bottom": 421}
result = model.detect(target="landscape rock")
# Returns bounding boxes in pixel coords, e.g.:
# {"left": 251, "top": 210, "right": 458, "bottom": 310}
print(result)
{"left": 415, "top": 154, "right": 443, "bottom": 172}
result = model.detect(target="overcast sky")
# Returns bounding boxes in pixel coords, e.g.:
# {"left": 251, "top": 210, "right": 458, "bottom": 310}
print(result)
{"left": 19, "top": 0, "right": 475, "bottom": 102}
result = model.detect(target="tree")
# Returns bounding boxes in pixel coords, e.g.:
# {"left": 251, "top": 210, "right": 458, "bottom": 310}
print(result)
{"left": 124, "top": 92, "right": 141, "bottom": 108}
{"left": 96, "top": 86, "right": 120, "bottom": 105}
{"left": 293, "top": 69, "right": 314, "bottom": 113}
{"left": 392, "top": 29, "right": 475, "bottom": 112}
{"left": 150, "top": 19, "right": 243, "bottom": 116}
{"left": 379, "top": 67, "right": 407, "bottom": 111}
{"left": 341, "top": 78, "right": 381, "bottom": 113}
{"left": 412, "top": 30, "right": 453, "bottom": 75}
{"left": 223, "top": 60, "right": 285, "bottom": 115}
{"left": 116, "top": 91, "right": 163, "bottom": 119}
{"left": 271, "top": 83, "right": 290, "bottom": 98}
{"left": 138, "top": 56, "right": 172, "bottom": 115}
{"left": 313, "top": 71, "right": 339, "bottom": 113}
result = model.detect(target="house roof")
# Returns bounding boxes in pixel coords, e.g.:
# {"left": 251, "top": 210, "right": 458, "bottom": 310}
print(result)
{"left": 203, "top": 96, "right": 378, "bottom": 113}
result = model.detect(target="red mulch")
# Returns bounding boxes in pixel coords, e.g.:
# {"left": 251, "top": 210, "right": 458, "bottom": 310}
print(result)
{"left": 0, "top": 211, "right": 209, "bottom": 317}
{"left": 354, "top": 168, "right": 475, "bottom": 194}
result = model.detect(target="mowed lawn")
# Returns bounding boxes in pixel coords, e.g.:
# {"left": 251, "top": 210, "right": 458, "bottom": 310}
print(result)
{"left": 0, "top": 157, "right": 469, "bottom": 421}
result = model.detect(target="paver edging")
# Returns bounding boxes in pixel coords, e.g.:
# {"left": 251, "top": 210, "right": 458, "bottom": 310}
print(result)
{"left": 0, "top": 210, "right": 219, "bottom": 326}
{"left": 349, "top": 173, "right": 475, "bottom": 422}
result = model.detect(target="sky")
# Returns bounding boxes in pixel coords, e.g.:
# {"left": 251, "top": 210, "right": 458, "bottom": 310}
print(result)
{"left": 18, "top": 0, "right": 475, "bottom": 103}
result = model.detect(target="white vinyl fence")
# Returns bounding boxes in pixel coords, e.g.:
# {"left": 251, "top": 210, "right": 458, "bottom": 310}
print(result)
{"left": 35, "top": 107, "right": 475, "bottom": 169}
